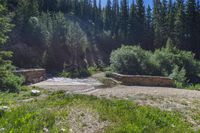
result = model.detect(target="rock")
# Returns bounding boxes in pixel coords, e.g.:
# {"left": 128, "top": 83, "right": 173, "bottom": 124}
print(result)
{"left": 60, "top": 128, "right": 66, "bottom": 132}
{"left": 31, "top": 90, "right": 41, "bottom": 96}
{"left": 0, "top": 106, "right": 10, "bottom": 111}
{"left": 69, "top": 129, "right": 73, "bottom": 133}
{"left": 43, "top": 128, "right": 49, "bottom": 133}
{"left": 0, "top": 128, "right": 5, "bottom": 132}
{"left": 15, "top": 69, "right": 46, "bottom": 84}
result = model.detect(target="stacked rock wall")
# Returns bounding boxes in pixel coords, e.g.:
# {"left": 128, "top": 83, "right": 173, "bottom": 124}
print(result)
{"left": 15, "top": 69, "right": 46, "bottom": 84}
{"left": 110, "top": 73, "right": 173, "bottom": 87}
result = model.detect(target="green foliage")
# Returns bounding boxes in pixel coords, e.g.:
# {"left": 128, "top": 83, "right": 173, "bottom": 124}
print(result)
{"left": 0, "top": 3, "right": 23, "bottom": 92}
{"left": 58, "top": 68, "right": 91, "bottom": 78}
{"left": 0, "top": 92, "right": 192, "bottom": 132}
{"left": 87, "top": 67, "right": 100, "bottom": 75}
{"left": 169, "top": 66, "right": 187, "bottom": 84}
{"left": 4, "top": 0, "right": 200, "bottom": 73}
{"left": 153, "top": 44, "right": 200, "bottom": 82}
{"left": 105, "top": 71, "right": 113, "bottom": 77}
{"left": 110, "top": 45, "right": 200, "bottom": 84}
{"left": 0, "top": 4, "right": 13, "bottom": 44}
{"left": 0, "top": 71, "right": 24, "bottom": 92}
{"left": 110, "top": 45, "right": 153, "bottom": 75}
{"left": 185, "top": 84, "right": 200, "bottom": 91}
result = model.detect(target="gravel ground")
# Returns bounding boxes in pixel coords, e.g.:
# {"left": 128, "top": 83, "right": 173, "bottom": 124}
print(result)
{"left": 32, "top": 75, "right": 200, "bottom": 130}
{"left": 89, "top": 85, "right": 200, "bottom": 99}
{"left": 88, "top": 85, "right": 200, "bottom": 130}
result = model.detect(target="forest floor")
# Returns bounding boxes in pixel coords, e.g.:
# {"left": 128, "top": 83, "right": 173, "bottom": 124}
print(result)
{"left": 32, "top": 72, "right": 200, "bottom": 131}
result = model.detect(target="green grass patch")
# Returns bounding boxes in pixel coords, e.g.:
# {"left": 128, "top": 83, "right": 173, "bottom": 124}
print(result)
{"left": 0, "top": 91, "right": 194, "bottom": 132}
{"left": 58, "top": 67, "right": 102, "bottom": 78}
{"left": 174, "top": 81, "right": 200, "bottom": 91}
{"left": 185, "top": 84, "right": 200, "bottom": 91}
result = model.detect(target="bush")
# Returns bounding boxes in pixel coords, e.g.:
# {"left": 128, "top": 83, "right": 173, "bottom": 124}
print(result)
{"left": 110, "top": 45, "right": 153, "bottom": 75}
{"left": 58, "top": 68, "right": 91, "bottom": 78}
{"left": 0, "top": 70, "right": 24, "bottom": 92}
{"left": 152, "top": 45, "right": 200, "bottom": 82}
{"left": 105, "top": 71, "right": 113, "bottom": 77}
{"left": 0, "top": 52, "right": 24, "bottom": 92}
{"left": 169, "top": 65, "right": 187, "bottom": 84}
{"left": 110, "top": 45, "right": 200, "bottom": 84}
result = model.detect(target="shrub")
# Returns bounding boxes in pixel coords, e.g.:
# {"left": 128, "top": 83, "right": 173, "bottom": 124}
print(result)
{"left": 0, "top": 69, "right": 24, "bottom": 92}
{"left": 110, "top": 45, "right": 153, "bottom": 75}
{"left": 169, "top": 65, "right": 187, "bottom": 84}
{"left": 152, "top": 45, "right": 200, "bottom": 82}
{"left": 87, "top": 67, "right": 99, "bottom": 75}
{"left": 0, "top": 4, "right": 24, "bottom": 92}
{"left": 58, "top": 68, "right": 91, "bottom": 78}
{"left": 105, "top": 71, "right": 113, "bottom": 77}
{"left": 110, "top": 45, "right": 200, "bottom": 84}
{"left": 0, "top": 52, "right": 24, "bottom": 92}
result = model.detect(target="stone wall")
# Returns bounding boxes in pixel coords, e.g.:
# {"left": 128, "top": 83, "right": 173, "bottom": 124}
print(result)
{"left": 109, "top": 73, "right": 173, "bottom": 87}
{"left": 15, "top": 69, "right": 46, "bottom": 84}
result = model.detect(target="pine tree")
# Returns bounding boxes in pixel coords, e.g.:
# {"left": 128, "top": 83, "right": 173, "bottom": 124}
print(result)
{"left": 159, "top": 0, "right": 168, "bottom": 46}
{"left": 42, "top": 0, "right": 58, "bottom": 12}
{"left": 135, "top": 0, "right": 145, "bottom": 45}
{"left": 27, "top": 0, "right": 39, "bottom": 17}
{"left": 174, "top": 0, "right": 185, "bottom": 48}
{"left": 120, "top": 0, "right": 129, "bottom": 39}
{"left": 143, "top": 5, "right": 154, "bottom": 49}
{"left": 128, "top": 0, "right": 137, "bottom": 43}
{"left": 153, "top": 0, "right": 164, "bottom": 48}
{"left": 167, "top": 0, "right": 175, "bottom": 38}
{"left": 73, "top": 0, "right": 80, "bottom": 16}
{"left": 59, "top": 0, "right": 69, "bottom": 13}
{"left": 196, "top": 0, "right": 200, "bottom": 58}
{"left": 98, "top": 0, "right": 103, "bottom": 30}
{"left": 0, "top": 3, "right": 23, "bottom": 92}
{"left": 111, "top": 0, "right": 119, "bottom": 37}
{"left": 185, "top": 0, "right": 197, "bottom": 51}
{"left": 105, "top": 0, "right": 112, "bottom": 30}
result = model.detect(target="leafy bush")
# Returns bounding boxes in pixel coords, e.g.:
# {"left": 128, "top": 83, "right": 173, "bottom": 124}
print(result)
{"left": 110, "top": 45, "right": 200, "bottom": 84}
{"left": 0, "top": 44, "right": 24, "bottom": 93}
{"left": 58, "top": 68, "right": 91, "bottom": 78}
{"left": 0, "top": 4, "right": 24, "bottom": 92}
{"left": 0, "top": 66, "right": 24, "bottom": 92}
{"left": 87, "top": 67, "right": 100, "bottom": 75}
{"left": 169, "top": 66, "right": 187, "bottom": 84}
{"left": 152, "top": 45, "right": 200, "bottom": 82}
{"left": 110, "top": 46, "right": 153, "bottom": 75}
{"left": 105, "top": 71, "right": 113, "bottom": 77}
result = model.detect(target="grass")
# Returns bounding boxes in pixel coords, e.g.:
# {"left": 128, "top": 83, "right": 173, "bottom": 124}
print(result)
{"left": 174, "top": 81, "right": 200, "bottom": 91}
{"left": 58, "top": 67, "right": 102, "bottom": 78}
{"left": 185, "top": 84, "right": 200, "bottom": 91}
{"left": 0, "top": 90, "right": 194, "bottom": 133}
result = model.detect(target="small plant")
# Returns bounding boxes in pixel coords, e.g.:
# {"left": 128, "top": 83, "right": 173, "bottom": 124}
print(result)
{"left": 105, "top": 71, "right": 113, "bottom": 77}
{"left": 185, "top": 84, "right": 200, "bottom": 91}
{"left": 88, "top": 67, "right": 100, "bottom": 75}
{"left": 169, "top": 65, "right": 187, "bottom": 84}
{"left": 58, "top": 68, "right": 91, "bottom": 78}
{"left": 58, "top": 71, "right": 70, "bottom": 78}
{"left": 0, "top": 71, "right": 24, "bottom": 92}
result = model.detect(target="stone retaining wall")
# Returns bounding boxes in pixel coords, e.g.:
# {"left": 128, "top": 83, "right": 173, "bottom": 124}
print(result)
{"left": 15, "top": 69, "right": 46, "bottom": 84}
{"left": 109, "top": 73, "right": 173, "bottom": 87}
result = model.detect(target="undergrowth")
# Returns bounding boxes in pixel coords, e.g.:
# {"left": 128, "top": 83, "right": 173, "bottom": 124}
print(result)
{"left": 0, "top": 91, "right": 193, "bottom": 133}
